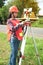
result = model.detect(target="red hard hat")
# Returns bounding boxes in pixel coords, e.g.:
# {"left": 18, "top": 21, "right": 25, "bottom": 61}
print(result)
{"left": 9, "top": 6, "right": 19, "bottom": 13}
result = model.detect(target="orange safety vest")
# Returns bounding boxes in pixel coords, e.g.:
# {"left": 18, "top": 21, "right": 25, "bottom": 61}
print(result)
{"left": 7, "top": 19, "right": 23, "bottom": 41}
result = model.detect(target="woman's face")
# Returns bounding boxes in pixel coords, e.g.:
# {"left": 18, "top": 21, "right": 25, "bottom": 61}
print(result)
{"left": 13, "top": 12, "right": 18, "bottom": 18}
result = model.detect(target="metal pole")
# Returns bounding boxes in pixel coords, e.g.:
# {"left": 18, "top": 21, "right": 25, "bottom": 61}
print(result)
{"left": 30, "top": 26, "right": 41, "bottom": 65}
{"left": 18, "top": 26, "right": 28, "bottom": 65}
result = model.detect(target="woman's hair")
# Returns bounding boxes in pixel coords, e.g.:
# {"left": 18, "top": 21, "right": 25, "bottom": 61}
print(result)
{"left": 8, "top": 12, "right": 16, "bottom": 19}
{"left": 8, "top": 12, "right": 14, "bottom": 19}
{"left": 8, "top": 13, "right": 12, "bottom": 19}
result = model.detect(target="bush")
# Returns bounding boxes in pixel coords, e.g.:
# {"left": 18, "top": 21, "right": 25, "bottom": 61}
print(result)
{"left": 0, "top": 6, "right": 9, "bottom": 24}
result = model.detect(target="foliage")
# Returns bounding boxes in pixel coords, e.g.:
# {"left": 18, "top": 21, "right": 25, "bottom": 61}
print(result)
{"left": 0, "top": 0, "right": 4, "bottom": 8}
{"left": 29, "top": 2, "right": 40, "bottom": 14}
{"left": 0, "top": 5, "right": 9, "bottom": 24}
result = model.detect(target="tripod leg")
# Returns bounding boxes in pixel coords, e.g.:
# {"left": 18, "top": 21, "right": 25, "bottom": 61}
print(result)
{"left": 30, "top": 26, "right": 41, "bottom": 65}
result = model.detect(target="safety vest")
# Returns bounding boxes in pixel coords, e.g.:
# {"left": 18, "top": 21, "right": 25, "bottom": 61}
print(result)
{"left": 7, "top": 19, "right": 23, "bottom": 41}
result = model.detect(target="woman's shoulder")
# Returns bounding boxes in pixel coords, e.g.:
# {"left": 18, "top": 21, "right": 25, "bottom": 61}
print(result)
{"left": 7, "top": 18, "right": 12, "bottom": 22}
{"left": 7, "top": 18, "right": 12, "bottom": 24}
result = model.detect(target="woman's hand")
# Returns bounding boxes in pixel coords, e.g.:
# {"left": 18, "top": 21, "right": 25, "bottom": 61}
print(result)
{"left": 24, "top": 21, "right": 31, "bottom": 26}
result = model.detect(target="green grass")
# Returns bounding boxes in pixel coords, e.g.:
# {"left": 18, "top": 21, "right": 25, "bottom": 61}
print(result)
{"left": 22, "top": 37, "right": 43, "bottom": 65}
{"left": 0, "top": 33, "right": 10, "bottom": 65}
{"left": 0, "top": 33, "right": 43, "bottom": 65}
{"left": 32, "top": 17, "right": 43, "bottom": 28}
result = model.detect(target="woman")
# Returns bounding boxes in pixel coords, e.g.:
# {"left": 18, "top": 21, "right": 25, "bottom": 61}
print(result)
{"left": 7, "top": 6, "right": 31, "bottom": 65}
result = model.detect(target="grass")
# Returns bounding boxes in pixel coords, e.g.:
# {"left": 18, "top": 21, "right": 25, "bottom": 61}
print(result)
{"left": 22, "top": 37, "right": 43, "bottom": 65}
{"left": 0, "top": 33, "right": 10, "bottom": 65}
{"left": 0, "top": 33, "right": 43, "bottom": 65}
{"left": 32, "top": 17, "right": 43, "bottom": 28}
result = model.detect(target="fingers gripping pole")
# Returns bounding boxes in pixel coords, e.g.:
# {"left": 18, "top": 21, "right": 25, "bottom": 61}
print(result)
{"left": 30, "top": 26, "right": 41, "bottom": 65}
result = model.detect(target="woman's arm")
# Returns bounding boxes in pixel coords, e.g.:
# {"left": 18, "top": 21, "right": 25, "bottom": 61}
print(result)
{"left": 7, "top": 20, "right": 23, "bottom": 32}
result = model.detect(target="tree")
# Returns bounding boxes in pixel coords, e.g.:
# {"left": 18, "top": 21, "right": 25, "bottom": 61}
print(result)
{"left": 7, "top": 0, "right": 39, "bottom": 16}
{"left": 0, "top": 0, "right": 4, "bottom": 7}
{"left": 0, "top": 0, "right": 40, "bottom": 24}
{"left": 20, "top": 0, "right": 40, "bottom": 14}
{"left": 0, "top": 5, "right": 9, "bottom": 24}
{"left": 0, "top": 8, "right": 3, "bottom": 24}
{"left": 26, "top": 1, "right": 40, "bottom": 14}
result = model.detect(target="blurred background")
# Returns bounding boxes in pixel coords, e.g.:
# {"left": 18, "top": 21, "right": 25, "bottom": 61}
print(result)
{"left": 0, "top": 0, "right": 43, "bottom": 65}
